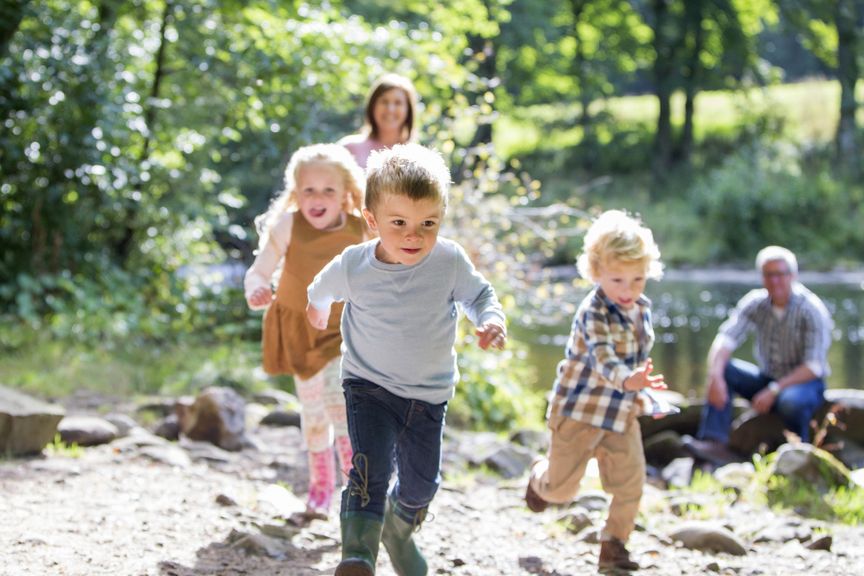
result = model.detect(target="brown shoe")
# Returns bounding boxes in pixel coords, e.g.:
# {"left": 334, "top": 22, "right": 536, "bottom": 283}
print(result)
{"left": 599, "top": 538, "right": 639, "bottom": 572}
{"left": 524, "top": 479, "right": 548, "bottom": 513}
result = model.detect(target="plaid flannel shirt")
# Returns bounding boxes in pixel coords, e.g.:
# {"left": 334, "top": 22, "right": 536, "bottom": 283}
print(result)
{"left": 548, "top": 287, "right": 654, "bottom": 434}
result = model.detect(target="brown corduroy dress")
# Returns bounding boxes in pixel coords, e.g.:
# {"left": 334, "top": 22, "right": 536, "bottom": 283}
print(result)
{"left": 262, "top": 211, "right": 364, "bottom": 379}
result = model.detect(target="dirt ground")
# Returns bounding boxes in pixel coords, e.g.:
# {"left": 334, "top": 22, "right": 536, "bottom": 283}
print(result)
{"left": 1, "top": 422, "right": 861, "bottom": 576}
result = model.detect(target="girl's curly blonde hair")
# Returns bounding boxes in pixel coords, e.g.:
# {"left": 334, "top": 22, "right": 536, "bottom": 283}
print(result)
{"left": 255, "top": 143, "right": 365, "bottom": 248}
{"left": 577, "top": 210, "right": 663, "bottom": 282}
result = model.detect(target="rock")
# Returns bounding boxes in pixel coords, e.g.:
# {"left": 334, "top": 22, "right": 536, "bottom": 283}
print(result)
{"left": 644, "top": 430, "right": 690, "bottom": 467}
{"left": 509, "top": 429, "right": 546, "bottom": 453}
{"left": 574, "top": 491, "right": 609, "bottom": 513}
{"left": 558, "top": 507, "right": 593, "bottom": 534}
{"left": 138, "top": 445, "right": 192, "bottom": 468}
{"left": 826, "top": 438, "right": 864, "bottom": 470}
{"left": 714, "top": 462, "right": 756, "bottom": 491}
{"left": 661, "top": 457, "right": 695, "bottom": 488}
{"left": 215, "top": 493, "right": 238, "bottom": 507}
{"left": 806, "top": 535, "right": 832, "bottom": 551}
{"left": 256, "top": 484, "right": 306, "bottom": 518}
{"left": 753, "top": 521, "right": 811, "bottom": 543}
{"left": 821, "top": 389, "right": 864, "bottom": 445}
{"left": 455, "top": 431, "right": 534, "bottom": 478}
{"left": 252, "top": 389, "right": 299, "bottom": 407}
{"left": 728, "top": 411, "right": 786, "bottom": 456}
{"left": 224, "top": 529, "right": 296, "bottom": 559}
{"left": 102, "top": 413, "right": 139, "bottom": 437}
{"left": 771, "top": 443, "right": 851, "bottom": 491}
{"left": 481, "top": 443, "right": 534, "bottom": 479}
{"left": 259, "top": 409, "right": 302, "bottom": 428}
{"left": 668, "top": 521, "right": 748, "bottom": 555}
{"left": 136, "top": 398, "right": 176, "bottom": 418}
{"left": 0, "top": 385, "right": 65, "bottom": 456}
{"left": 57, "top": 416, "right": 119, "bottom": 447}
{"left": 153, "top": 414, "right": 179, "bottom": 440}
{"left": 176, "top": 387, "right": 247, "bottom": 451}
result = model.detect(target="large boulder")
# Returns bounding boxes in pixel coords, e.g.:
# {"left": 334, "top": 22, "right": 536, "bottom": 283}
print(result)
{"left": 771, "top": 443, "right": 851, "bottom": 491}
{"left": 728, "top": 411, "right": 786, "bottom": 456}
{"left": 0, "top": 385, "right": 65, "bottom": 456}
{"left": 176, "top": 387, "right": 247, "bottom": 451}
{"left": 820, "top": 389, "right": 864, "bottom": 445}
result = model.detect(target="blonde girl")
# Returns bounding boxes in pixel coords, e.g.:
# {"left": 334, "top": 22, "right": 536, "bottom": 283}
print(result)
{"left": 245, "top": 143, "right": 366, "bottom": 514}
{"left": 338, "top": 73, "right": 418, "bottom": 168}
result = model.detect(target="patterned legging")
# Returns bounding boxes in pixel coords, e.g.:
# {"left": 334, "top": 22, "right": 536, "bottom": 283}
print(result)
{"left": 295, "top": 358, "right": 352, "bottom": 474}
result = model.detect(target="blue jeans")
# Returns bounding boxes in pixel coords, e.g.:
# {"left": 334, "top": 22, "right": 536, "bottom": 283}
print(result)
{"left": 341, "top": 378, "right": 447, "bottom": 524}
{"left": 698, "top": 358, "right": 825, "bottom": 443}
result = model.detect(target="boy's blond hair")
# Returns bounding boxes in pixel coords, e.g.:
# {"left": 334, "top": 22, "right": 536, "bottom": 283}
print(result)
{"left": 577, "top": 210, "right": 663, "bottom": 282}
{"left": 365, "top": 143, "right": 451, "bottom": 212}
{"left": 255, "top": 143, "right": 365, "bottom": 248}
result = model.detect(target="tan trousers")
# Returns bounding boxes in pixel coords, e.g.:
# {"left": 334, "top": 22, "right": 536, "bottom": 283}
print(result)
{"left": 529, "top": 413, "right": 645, "bottom": 542}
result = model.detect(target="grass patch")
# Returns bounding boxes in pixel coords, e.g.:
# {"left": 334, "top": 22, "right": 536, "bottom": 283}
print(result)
{"left": 0, "top": 323, "right": 268, "bottom": 402}
{"left": 494, "top": 79, "right": 858, "bottom": 159}
{"left": 44, "top": 433, "right": 84, "bottom": 459}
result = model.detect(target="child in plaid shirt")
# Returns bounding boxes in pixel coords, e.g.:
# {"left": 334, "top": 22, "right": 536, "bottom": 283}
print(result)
{"left": 525, "top": 210, "right": 666, "bottom": 572}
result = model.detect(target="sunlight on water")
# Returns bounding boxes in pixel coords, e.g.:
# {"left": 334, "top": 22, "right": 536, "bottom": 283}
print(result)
{"left": 515, "top": 280, "right": 864, "bottom": 396}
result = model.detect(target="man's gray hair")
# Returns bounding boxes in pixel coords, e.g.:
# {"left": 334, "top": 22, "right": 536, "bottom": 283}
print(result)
{"left": 755, "top": 245, "right": 798, "bottom": 275}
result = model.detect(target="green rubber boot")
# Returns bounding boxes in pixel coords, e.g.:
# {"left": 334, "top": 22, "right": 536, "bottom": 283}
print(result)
{"left": 381, "top": 498, "right": 428, "bottom": 576}
{"left": 335, "top": 513, "right": 383, "bottom": 576}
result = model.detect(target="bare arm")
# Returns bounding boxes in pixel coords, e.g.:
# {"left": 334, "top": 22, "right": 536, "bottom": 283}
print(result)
{"left": 706, "top": 340, "right": 733, "bottom": 409}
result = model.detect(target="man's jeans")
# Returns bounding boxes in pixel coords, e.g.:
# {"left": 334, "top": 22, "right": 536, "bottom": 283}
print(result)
{"left": 698, "top": 359, "right": 825, "bottom": 443}
{"left": 341, "top": 378, "right": 446, "bottom": 524}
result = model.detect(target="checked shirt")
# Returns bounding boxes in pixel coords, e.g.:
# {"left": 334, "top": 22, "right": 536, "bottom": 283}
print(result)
{"left": 548, "top": 287, "right": 654, "bottom": 434}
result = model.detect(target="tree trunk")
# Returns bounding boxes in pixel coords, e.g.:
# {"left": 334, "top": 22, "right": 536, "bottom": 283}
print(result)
{"left": 834, "top": 0, "right": 859, "bottom": 171}
{"left": 679, "top": 0, "right": 704, "bottom": 164}
{"left": 569, "top": 0, "right": 595, "bottom": 170}
{"left": 0, "top": 0, "right": 30, "bottom": 60}
{"left": 116, "top": 0, "right": 173, "bottom": 262}
{"left": 651, "top": 0, "right": 675, "bottom": 176}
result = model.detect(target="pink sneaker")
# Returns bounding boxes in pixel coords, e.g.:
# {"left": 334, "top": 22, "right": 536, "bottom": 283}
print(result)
{"left": 307, "top": 448, "right": 335, "bottom": 513}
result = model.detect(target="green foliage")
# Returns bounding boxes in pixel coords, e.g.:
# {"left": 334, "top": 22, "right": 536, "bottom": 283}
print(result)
{"left": 691, "top": 141, "right": 864, "bottom": 266}
{"left": 44, "top": 433, "right": 84, "bottom": 459}
{"left": 750, "top": 452, "right": 864, "bottom": 525}
{"left": 0, "top": 320, "right": 265, "bottom": 399}
{"left": 451, "top": 335, "right": 544, "bottom": 431}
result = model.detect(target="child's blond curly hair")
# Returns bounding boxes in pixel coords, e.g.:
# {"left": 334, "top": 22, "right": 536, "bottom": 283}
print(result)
{"left": 255, "top": 143, "right": 365, "bottom": 248}
{"left": 577, "top": 210, "right": 663, "bottom": 282}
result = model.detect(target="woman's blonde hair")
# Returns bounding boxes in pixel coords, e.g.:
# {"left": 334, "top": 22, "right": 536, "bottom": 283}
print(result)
{"left": 255, "top": 143, "right": 365, "bottom": 247}
{"left": 363, "top": 73, "right": 418, "bottom": 142}
{"left": 577, "top": 210, "right": 663, "bottom": 282}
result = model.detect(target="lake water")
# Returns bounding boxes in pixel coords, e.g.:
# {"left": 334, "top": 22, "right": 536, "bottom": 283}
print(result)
{"left": 512, "top": 272, "right": 864, "bottom": 397}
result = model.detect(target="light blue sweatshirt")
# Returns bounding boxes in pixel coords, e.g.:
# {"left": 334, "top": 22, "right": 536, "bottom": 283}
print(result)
{"left": 307, "top": 237, "right": 506, "bottom": 403}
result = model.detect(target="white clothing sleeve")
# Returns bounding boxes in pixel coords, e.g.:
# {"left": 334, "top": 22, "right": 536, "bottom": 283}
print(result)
{"left": 243, "top": 213, "right": 293, "bottom": 310}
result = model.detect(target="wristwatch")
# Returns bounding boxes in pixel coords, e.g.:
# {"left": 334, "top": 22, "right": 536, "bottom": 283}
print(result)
{"left": 768, "top": 381, "right": 781, "bottom": 394}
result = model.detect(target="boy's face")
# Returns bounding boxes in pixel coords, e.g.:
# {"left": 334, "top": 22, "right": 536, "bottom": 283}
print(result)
{"left": 363, "top": 193, "right": 443, "bottom": 265}
{"left": 296, "top": 163, "right": 347, "bottom": 230}
{"left": 597, "top": 259, "right": 648, "bottom": 310}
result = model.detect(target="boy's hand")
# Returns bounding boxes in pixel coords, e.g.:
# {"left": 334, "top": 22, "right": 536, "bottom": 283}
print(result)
{"left": 476, "top": 321, "right": 507, "bottom": 351}
{"left": 624, "top": 358, "right": 666, "bottom": 391}
{"left": 306, "top": 303, "right": 330, "bottom": 330}
{"left": 247, "top": 287, "right": 273, "bottom": 308}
